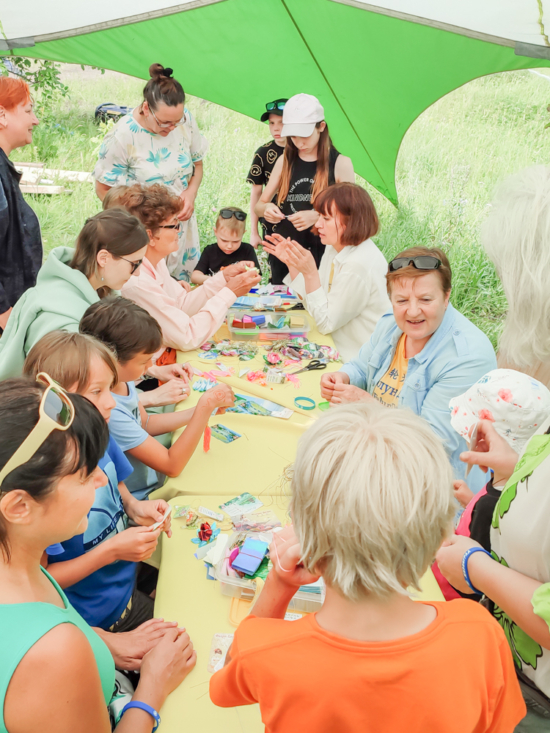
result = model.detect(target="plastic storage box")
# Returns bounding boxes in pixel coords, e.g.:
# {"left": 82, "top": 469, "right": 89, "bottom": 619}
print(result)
{"left": 215, "top": 532, "right": 323, "bottom": 613}
{"left": 227, "top": 311, "right": 310, "bottom": 341}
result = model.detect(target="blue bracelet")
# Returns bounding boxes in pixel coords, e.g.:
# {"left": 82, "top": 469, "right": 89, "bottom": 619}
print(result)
{"left": 294, "top": 396, "right": 316, "bottom": 411}
{"left": 120, "top": 701, "right": 161, "bottom": 732}
{"left": 462, "top": 547, "right": 492, "bottom": 595}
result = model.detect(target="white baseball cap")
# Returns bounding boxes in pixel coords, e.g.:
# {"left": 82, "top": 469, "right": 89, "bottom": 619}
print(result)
{"left": 449, "top": 369, "right": 550, "bottom": 454}
{"left": 281, "top": 93, "right": 325, "bottom": 138}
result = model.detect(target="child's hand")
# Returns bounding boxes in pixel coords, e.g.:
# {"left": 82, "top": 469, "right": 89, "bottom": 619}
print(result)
{"left": 225, "top": 270, "right": 261, "bottom": 297}
{"left": 263, "top": 203, "right": 285, "bottom": 224}
{"left": 199, "top": 383, "right": 235, "bottom": 413}
{"left": 130, "top": 499, "right": 172, "bottom": 538}
{"left": 108, "top": 526, "right": 161, "bottom": 563}
{"left": 143, "top": 379, "right": 190, "bottom": 407}
{"left": 287, "top": 209, "right": 319, "bottom": 231}
{"left": 150, "top": 363, "right": 191, "bottom": 384}
{"left": 251, "top": 231, "right": 262, "bottom": 248}
{"left": 453, "top": 480, "right": 474, "bottom": 508}
{"left": 269, "top": 525, "right": 321, "bottom": 589}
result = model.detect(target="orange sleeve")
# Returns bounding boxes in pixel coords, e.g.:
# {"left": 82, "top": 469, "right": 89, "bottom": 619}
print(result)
{"left": 487, "top": 637, "right": 526, "bottom": 731}
{"left": 209, "top": 619, "right": 258, "bottom": 708}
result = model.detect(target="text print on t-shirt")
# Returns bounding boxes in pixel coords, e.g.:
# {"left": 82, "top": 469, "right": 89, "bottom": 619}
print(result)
{"left": 287, "top": 177, "right": 315, "bottom": 213}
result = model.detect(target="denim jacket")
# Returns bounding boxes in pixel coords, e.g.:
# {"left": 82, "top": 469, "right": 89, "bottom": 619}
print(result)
{"left": 341, "top": 304, "right": 497, "bottom": 479}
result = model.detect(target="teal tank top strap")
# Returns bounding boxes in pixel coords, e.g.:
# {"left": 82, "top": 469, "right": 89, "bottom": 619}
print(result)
{"left": 0, "top": 567, "right": 115, "bottom": 733}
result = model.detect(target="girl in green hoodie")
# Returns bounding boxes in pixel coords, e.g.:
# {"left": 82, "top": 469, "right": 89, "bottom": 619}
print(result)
{"left": 0, "top": 208, "right": 149, "bottom": 380}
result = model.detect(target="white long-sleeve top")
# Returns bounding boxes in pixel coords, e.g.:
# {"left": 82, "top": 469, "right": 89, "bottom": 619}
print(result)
{"left": 122, "top": 257, "right": 236, "bottom": 351}
{"left": 286, "top": 239, "right": 391, "bottom": 362}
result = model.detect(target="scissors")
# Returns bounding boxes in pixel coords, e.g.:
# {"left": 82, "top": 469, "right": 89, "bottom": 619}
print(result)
{"left": 289, "top": 359, "right": 328, "bottom": 375}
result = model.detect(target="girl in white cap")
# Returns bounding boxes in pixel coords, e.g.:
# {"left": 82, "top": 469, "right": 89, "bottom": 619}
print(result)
{"left": 255, "top": 93, "right": 354, "bottom": 283}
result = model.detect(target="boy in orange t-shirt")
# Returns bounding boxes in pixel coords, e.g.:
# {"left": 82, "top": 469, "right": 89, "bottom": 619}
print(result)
{"left": 210, "top": 402, "right": 525, "bottom": 733}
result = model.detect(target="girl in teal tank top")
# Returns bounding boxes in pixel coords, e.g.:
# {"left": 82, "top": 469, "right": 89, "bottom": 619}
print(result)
{"left": 0, "top": 375, "right": 195, "bottom": 733}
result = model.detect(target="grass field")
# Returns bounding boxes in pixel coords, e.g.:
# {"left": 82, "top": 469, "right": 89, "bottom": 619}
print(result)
{"left": 11, "top": 65, "right": 550, "bottom": 348}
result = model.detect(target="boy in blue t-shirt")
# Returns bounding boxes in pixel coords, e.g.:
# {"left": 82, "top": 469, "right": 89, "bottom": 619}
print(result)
{"left": 79, "top": 296, "right": 235, "bottom": 500}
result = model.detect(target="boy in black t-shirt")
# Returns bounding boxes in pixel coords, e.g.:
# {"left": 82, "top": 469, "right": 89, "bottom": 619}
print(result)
{"left": 247, "top": 99, "right": 287, "bottom": 248}
{"left": 191, "top": 207, "right": 260, "bottom": 285}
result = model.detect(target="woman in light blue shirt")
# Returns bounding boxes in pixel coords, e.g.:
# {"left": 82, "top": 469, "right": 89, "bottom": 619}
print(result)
{"left": 320, "top": 246, "right": 496, "bottom": 480}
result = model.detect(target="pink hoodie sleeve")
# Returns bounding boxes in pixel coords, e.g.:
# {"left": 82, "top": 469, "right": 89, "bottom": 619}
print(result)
{"left": 123, "top": 268, "right": 236, "bottom": 351}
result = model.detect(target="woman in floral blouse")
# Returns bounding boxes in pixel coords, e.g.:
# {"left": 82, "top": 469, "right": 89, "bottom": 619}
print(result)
{"left": 93, "top": 63, "right": 207, "bottom": 282}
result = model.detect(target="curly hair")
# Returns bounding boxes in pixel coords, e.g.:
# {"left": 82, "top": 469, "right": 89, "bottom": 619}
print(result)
{"left": 103, "top": 182, "right": 182, "bottom": 232}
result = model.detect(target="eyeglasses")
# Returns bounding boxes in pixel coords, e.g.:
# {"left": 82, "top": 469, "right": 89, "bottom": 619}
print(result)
{"left": 149, "top": 106, "right": 187, "bottom": 130}
{"left": 158, "top": 222, "right": 182, "bottom": 231}
{"left": 119, "top": 256, "right": 143, "bottom": 275}
{"left": 0, "top": 373, "right": 75, "bottom": 487}
{"left": 388, "top": 256, "right": 442, "bottom": 272}
{"left": 266, "top": 101, "right": 286, "bottom": 112}
{"left": 220, "top": 209, "right": 247, "bottom": 222}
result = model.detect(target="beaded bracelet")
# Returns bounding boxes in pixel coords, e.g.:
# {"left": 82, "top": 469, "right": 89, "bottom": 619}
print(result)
{"left": 120, "top": 701, "right": 161, "bottom": 732}
{"left": 462, "top": 547, "right": 492, "bottom": 595}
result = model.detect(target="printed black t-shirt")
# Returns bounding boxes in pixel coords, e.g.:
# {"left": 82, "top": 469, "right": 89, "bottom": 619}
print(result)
{"left": 246, "top": 140, "right": 284, "bottom": 186}
{"left": 194, "top": 242, "right": 260, "bottom": 276}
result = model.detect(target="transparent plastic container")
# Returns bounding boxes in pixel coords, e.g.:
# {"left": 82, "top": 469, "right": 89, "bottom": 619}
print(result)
{"left": 227, "top": 311, "right": 310, "bottom": 341}
{"left": 215, "top": 532, "right": 323, "bottom": 613}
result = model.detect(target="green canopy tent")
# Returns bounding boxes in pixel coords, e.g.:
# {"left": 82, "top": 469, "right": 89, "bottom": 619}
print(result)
{"left": 2, "top": 0, "right": 550, "bottom": 202}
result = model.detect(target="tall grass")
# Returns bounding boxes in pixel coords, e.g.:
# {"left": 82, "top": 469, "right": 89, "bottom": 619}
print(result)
{"left": 11, "top": 66, "right": 550, "bottom": 347}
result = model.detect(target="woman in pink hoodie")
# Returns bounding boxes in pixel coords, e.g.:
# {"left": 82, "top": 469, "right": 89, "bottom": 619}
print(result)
{"left": 107, "top": 184, "right": 260, "bottom": 352}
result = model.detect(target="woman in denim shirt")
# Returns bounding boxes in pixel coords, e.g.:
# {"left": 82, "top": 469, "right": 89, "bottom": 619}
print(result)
{"left": 320, "top": 246, "right": 496, "bottom": 480}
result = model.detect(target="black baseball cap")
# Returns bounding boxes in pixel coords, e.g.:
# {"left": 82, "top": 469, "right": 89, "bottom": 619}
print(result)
{"left": 260, "top": 98, "right": 288, "bottom": 122}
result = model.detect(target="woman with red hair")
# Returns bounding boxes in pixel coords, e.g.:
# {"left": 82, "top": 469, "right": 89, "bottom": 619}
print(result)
{"left": 0, "top": 77, "right": 41, "bottom": 331}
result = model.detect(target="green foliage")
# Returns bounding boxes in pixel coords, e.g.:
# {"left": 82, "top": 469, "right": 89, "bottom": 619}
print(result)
{"left": 11, "top": 65, "right": 550, "bottom": 348}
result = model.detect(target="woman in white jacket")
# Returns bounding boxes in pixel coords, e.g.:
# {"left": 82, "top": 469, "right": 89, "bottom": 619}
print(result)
{"left": 263, "top": 182, "right": 389, "bottom": 362}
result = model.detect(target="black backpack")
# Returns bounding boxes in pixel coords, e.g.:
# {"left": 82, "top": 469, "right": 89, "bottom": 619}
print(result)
{"left": 94, "top": 102, "right": 132, "bottom": 124}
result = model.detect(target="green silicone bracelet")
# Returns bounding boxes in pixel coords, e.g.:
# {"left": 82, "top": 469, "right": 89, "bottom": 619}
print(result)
{"left": 294, "top": 396, "right": 316, "bottom": 410}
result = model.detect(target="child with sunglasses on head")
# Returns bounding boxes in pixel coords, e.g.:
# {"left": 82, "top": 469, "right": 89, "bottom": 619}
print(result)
{"left": 191, "top": 207, "right": 260, "bottom": 285}
{"left": 79, "top": 296, "right": 235, "bottom": 501}
{"left": 247, "top": 98, "right": 287, "bottom": 249}
{"left": 23, "top": 332, "right": 180, "bottom": 662}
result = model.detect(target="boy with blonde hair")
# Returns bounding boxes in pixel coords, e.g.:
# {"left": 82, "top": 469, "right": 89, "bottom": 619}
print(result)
{"left": 191, "top": 207, "right": 260, "bottom": 284}
{"left": 210, "top": 402, "right": 525, "bottom": 732}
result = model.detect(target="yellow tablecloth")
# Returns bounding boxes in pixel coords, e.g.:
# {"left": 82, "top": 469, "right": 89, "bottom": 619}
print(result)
{"left": 151, "top": 315, "right": 340, "bottom": 500}
{"left": 154, "top": 495, "right": 445, "bottom": 733}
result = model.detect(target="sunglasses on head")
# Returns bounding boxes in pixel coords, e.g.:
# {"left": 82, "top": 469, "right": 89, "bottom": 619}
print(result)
{"left": 388, "top": 256, "right": 442, "bottom": 273}
{"left": 266, "top": 101, "right": 286, "bottom": 112}
{"left": 220, "top": 209, "right": 247, "bottom": 222}
{"left": 0, "top": 373, "right": 75, "bottom": 487}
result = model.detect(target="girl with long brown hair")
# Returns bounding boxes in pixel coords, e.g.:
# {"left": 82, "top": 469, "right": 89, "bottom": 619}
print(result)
{"left": 255, "top": 94, "right": 354, "bottom": 283}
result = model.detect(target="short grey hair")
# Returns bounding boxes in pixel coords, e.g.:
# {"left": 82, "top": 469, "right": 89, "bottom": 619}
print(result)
{"left": 483, "top": 165, "right": 550, "bottom": 370}
{"left": 291, "top": 402, "right": 455, "bottom": 600}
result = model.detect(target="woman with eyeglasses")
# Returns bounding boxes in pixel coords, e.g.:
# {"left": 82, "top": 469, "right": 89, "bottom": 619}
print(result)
{"left": 0, "top": 209, "right": 148, "bottom": 380}
{"left": 105, "top": 185, "right": 260, "bottom": 352}
{"left": 93, "top": 63, "right": 207, "bottom": 284}
{"left": 320, "top": 246, "right": 497, "bottom": 480}
{"left": 0, "top": 377, "right": 196, "bottom": 733}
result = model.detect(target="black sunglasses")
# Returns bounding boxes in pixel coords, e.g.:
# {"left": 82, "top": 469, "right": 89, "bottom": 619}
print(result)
{"left": 266, "top": 100, "right": 286, "bottom": 112}
{"left": 158, "top": 223, "right": 182, "bottom": 231}
{"left": 220, "top": 208, "right": 247, "bottom": 222}
{"left": 388, "top": 256, "right": 442, "bottom": 273}
{"left": 119, "top": 256, "right": 143, "bottom": 275}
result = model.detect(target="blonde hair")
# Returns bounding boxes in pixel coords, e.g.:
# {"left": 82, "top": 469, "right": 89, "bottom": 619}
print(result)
{"left": 215, "top": 207, "right": 246, "bottom": 236}
{"left": 23, "top": 331, "right": 118, "bottom": 391}
{"left": 291, "top": 402, "right": 455, "bottom": 600}
{"left": 482, "top": 166, "right": 550, "bottom": 370}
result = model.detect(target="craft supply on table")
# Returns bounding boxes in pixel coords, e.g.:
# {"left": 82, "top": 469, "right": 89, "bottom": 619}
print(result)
{"left": 294, "top": 396, "right": 316, "bottom": 411}
{"left": 191, "top": 521, "right": 221, "bottom": 547}
{"left": 318, "top": 401, "right": 331, "bottom": 411}
{"left": 264, "top": 337, "right": 340, "bottom": 363}
{"left": 198, "top": 506, "right": 225, "bottom": 522}
{"left": 220, "top": 492, "right": 263, "bottom": 518}
{"left": 203, "top": 425, "right": 211, "bottom": 452}
{"left": 233, "top": 510, "right": 282, "bottom": 532}
{"left": 192, "top": 377, "right": 218, "bottom": 392}
{"left": 230, "top": 537, "right": 269, "bottom": 575}
{"left": 207, "top": 633, "right": 234, "bottom": 673}
{"left": 289, "top": 358, "right": 328, "bottom": 375}
{"left": 227, "top": 311, "right": 309, "bottom": 340}
{"left": 198, "top": 339, "right": 258, "bottom": 361}
{"left": 228, "top": 394, "right": 293, "bottom": 420}
{"left": 174, "top": 505, "right": 199, "bottom": 527}
{"left": 210, "top": 424, "right": 241, "bottom": 443}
